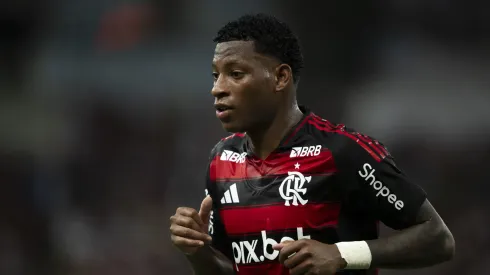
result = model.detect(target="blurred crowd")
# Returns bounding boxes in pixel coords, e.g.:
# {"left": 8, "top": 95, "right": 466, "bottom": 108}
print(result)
{"left": 1, "top": 1, "right": 489, "bottom": 275}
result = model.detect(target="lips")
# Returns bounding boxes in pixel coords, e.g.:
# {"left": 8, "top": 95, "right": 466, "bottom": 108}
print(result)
{"left": 214, "top": 103, "right": 233, "bottom": 112}
{"left": 215, "top": 103, "right": 234, "bottom": 120}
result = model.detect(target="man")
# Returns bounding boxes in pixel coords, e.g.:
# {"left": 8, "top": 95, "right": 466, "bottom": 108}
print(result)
{"left": 169, "top": 14, "right": 455, "bottom": 275}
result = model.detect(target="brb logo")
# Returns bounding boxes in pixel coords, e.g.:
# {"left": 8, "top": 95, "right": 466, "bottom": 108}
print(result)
{"left": 279, "top": 171, "right": 311, "bottom": 206}
{"left": 232, "top": 227, "right": 310, "bottom": 265}
{"left": 290, "top": 145, "right": 322, "bottom": 158}
{"left": 358, "top": 163, "right": 405, "bottom": 210}
{"left": 220, "top": 150, "right": 247, "bottom": 164}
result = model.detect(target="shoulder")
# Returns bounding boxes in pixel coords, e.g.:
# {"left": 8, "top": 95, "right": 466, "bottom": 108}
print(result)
{"left": 306, "top": 113, "right": 391, "bottom": 163}
{"left": 206, "top": 133, "right": 247, "bottom": 192}
{"left": 208, "top": 132, "right": 247, "bottom": 159}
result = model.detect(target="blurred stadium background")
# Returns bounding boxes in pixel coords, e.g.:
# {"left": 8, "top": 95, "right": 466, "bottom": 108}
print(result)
{"left": 1, "top": 0, "right": 489, "bottom": 274}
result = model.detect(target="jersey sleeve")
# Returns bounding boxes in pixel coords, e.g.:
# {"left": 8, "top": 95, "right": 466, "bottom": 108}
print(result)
{"left": 333, "top": 133, "right": 427, "bottom": 230}
{"left": 204, "top": 148, "right": 233, "bottom": 260}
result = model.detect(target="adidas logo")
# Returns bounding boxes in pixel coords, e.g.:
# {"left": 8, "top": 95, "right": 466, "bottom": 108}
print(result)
{"left": 221, "top": 183, "right": 240, "bottom": 204}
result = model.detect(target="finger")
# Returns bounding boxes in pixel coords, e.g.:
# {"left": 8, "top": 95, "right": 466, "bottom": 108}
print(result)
{"left": 170, "top": 224, "right": 212, "bottom": 243}
{"left": 171, "top": 235, "right": 205, "bottom": 247}
{"left": 272, "top": 240, "right": 294, "bottom": 251}
{"left": 289, "top": 260, "right": 314, "bottom": 275}
{"left": 176, "top": 207, "right": 205, "bottom": 229}
{"left": 199, "top": 195, "right": 213, "bottom": 226}
{"left": 278, "top": 241, "right": 305, "bottom": 264}
{"left": 283, "top": 250, "right": 310, "bottom": 269}
{"left": 170, "top": 215, "right": 202, "bottom": 232}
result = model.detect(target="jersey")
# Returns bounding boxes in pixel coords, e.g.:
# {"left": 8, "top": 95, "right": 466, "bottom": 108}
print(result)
{"left": 204, "top": 107, "right": 427, "bottom": 275}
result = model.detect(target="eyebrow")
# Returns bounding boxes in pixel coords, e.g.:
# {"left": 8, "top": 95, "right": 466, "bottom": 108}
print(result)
{"left": 212, "top": 58, "right": 247, "bottom": 69}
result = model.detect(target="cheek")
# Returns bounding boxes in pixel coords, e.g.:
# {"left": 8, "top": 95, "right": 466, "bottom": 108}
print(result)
{"left": 234, "top": 77, "right": 273, "bottom": 110}
{"left": 258, "top": 72, "right": 275, "bottom": 90}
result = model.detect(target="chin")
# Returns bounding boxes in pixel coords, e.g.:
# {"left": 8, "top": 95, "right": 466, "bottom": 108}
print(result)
{"left": 221, "top": 122, "right": 246, "bottom": 133}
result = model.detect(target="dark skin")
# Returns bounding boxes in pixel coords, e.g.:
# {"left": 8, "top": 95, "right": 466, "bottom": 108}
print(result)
{"left": 170, "top": 41, "right": 455, "bottom": 275}
{"left": 273, "top": 200, "right": 455, "bottom": 275}
{"left": 170, "top": 40, "right": 302, "bottom": 275}
{"left": 170, "top": 196, "right": 234, "bottom": 275}
{"left": 211, "top": 40, "right": 304, "bottom": 159}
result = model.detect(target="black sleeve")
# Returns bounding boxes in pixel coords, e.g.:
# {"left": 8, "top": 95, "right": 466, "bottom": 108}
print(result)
{"left": 204, "top": 150, "right": 234, "bottom": 261}
{"left": 334, "top": 134, "right": 427, "bottom": 230}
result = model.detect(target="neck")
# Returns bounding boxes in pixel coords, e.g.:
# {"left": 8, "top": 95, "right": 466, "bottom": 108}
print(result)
{"left": 247, "top": 102, "right": 303, "bottom": 159}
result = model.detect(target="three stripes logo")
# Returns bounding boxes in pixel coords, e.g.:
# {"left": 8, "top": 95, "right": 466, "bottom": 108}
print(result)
{"left": 306, "top": 115, "right": 389, "bottom": 162}
{"left": 221, "top": 183, "right": 240, "bottom": 204}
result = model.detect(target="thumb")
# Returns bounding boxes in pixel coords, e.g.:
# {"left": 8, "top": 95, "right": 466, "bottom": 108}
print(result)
{"left": 199, "top": 195, "right": 213, "bottom": 230}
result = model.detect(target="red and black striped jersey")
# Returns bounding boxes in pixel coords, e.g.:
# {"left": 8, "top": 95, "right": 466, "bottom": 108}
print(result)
{"left": 204, "top": 107, "right": 426, "bottom": 275}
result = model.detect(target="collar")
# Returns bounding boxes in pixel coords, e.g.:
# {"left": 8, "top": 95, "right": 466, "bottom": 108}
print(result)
{"left": 243, "top": 105, "right": 312, "bottom": 158}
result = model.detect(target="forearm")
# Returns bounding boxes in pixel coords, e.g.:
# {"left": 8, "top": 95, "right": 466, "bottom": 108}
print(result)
{"left": 366, "top": 219, "right": 455, "bottom": 269}
{"left": 187, "top": 246, "right": 235, "bottom": 275}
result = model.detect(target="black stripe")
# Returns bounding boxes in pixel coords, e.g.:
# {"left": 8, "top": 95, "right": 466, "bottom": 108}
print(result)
{"left": 213, "top": 174, "right": 342, "bottom": 208}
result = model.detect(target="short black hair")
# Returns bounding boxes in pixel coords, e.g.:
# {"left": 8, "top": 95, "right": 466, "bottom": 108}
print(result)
{"left": 213, "top": 13, "right": 304, "bottom": 83}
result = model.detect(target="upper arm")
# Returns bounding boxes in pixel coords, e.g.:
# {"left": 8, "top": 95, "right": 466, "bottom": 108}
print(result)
{"left": 413, "top": 199, "right": 440, "bottom": 224}
{"left": 333, "top": 133, "right": 427, "bottom": 230}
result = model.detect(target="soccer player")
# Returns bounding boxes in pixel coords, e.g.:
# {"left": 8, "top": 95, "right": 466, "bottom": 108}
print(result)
{"left": 169, "top": 14, "right": 455, "bottom": 275}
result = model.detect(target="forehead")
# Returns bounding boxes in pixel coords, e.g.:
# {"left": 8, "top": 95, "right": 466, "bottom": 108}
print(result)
{"left": 213, "top": 41, "right": 272, "bottom": 67}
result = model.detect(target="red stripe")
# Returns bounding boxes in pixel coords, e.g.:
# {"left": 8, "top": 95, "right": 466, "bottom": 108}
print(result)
{"left": 352, "top": 138, "right": 381, "bottom": 162}
{"left": 312, "top": 117, "right": 386, "bottom": 161}
{"left": 235, "top": 262, "right": 378, "bottom": 275}
{"left": 311, "top": 113, "right": 336, "bottom": 129}
{"left": 374, "top": 140, "right": 390, "bottom": 156}
{"left": 282, "top": 114, "right": 312, "bottom": 145}
{"left": 358, "top": 133, "right": 389, "bottom": 157}
{"left": 375, "top": 140, "right": 390, "bottom": 156}
{"left": 221, "top": 133, "right": 245, "bottom": 141}
{"left": 355, "top": 134, "right": 386, "bottom": 159}
{"left": 210, "top": 150, "right": 336, "bottom": 181}
{"left": 308, "top": 118, "right": 382, "bottom": 162}
{"left": 220, "top": 202, "right": 340, "bottom": 235}
{"left": 235, "top": 262, "right": 286, "bottom": 275}
{"left": 307, "top": 116, "right": 333, "bottom": 131}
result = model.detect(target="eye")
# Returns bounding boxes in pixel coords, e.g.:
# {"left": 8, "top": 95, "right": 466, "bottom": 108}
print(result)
{"left": 212, "top": 72, "right": 219, "bottom": 81}
{"left": 230, "top": 71, "right": 244, "bottom": 79}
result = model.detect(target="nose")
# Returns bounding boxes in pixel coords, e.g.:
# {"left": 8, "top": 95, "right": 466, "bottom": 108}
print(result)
{"left": 211, "top": 75, "right": 230, "bottom": 99}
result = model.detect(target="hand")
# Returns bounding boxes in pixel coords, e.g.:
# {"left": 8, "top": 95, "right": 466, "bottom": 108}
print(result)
{"left": 273, "top": 239, "right": 347, "bottom": 275}
{"left": 170, "top": 195, "right": 213, "bottom": 255}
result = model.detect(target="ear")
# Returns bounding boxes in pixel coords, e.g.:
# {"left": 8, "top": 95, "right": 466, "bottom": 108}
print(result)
{"left": 274, "top": 64, "right": 293, "bottom": 92}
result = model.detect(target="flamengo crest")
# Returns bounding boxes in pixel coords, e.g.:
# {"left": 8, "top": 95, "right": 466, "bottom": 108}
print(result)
{"left": 279, "top": 171, "right": 311, "bottom": 206}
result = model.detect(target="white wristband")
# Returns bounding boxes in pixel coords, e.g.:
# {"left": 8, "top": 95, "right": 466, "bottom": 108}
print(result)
{"left": 334, "top": 241, "right": 372, "bottom": 270}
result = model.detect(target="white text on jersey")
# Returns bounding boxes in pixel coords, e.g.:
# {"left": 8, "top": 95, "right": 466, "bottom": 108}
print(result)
{"left": 232, "top": 227, "right": 310, "bottom": 265}
{"left": 204, "top": 189, "right": 214, "bottom": 235}
{"left": 220, "top": 150, "right": 247, "bottom": 163}
{"left": 358, "top": 163, "right": 405, "bottom": 210}
{"left": 290, "top": 145, "right": 322, "bottom": 158}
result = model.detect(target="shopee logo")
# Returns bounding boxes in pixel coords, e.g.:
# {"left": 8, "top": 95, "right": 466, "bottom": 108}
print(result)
{"left": 358, "top": 163, "right": 404, "bottom": 210}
